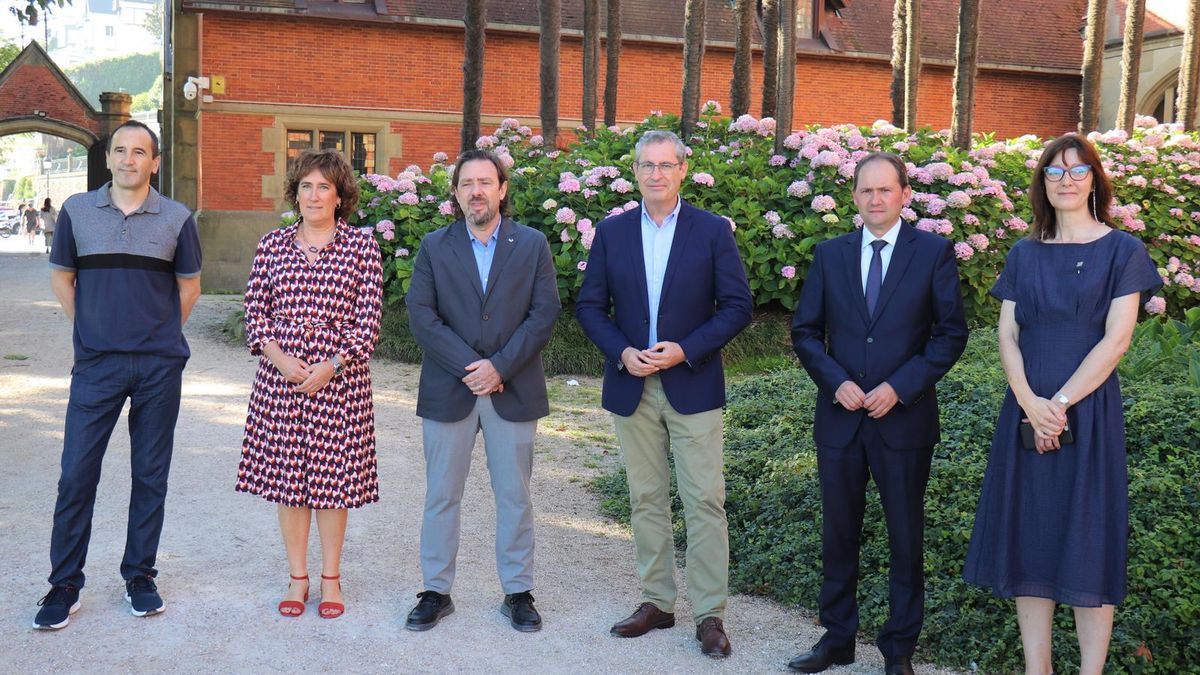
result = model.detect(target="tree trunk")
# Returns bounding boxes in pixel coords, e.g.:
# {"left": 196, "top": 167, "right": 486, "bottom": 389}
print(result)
{"left": 761, "top": 0, "right": 780, "bottom": 118}
{"left": 902, "top": 0, "right": 920, "bottom": 131}
{"left": 774, "top": 0, "right": 797, "bottom": 154}
{"left": 1116, "top": 0, "right": 1146, "bottom": 132}
{"left": 950, "top": 0, "right": 981, "bottom": 149}
{"left": 539, "top": 0, "right": 561, "bottom": 148}
{"left": 461, "top": 0, "right": 486, "bottom": 153}
{"left": 1078, "top": 0, "right": 1108, "bottom": 133}
{"left": 890, "top": 0, "right": 907, "bottom": 127}
{"left": 730, "top": 0, "right": 755, "bottom": 118}
{"left": 582, "top": 0, "right": 600, "bottom": 134}
{"left": 1178, "top": 0, "right": 1200, "bottom": 131}
{"left": 603, "top": 0, "right": 622, "bottom": 127}
{"left": 680, "top": 0, "right": 707, "bottom": 137}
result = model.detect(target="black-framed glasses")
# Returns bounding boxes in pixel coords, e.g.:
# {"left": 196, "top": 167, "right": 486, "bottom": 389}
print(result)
{"left": 636, "top": 161, "right": 681, "bottom": 175}
{"left": 1043, "top": 164, "right": 1092, "bottom": 182}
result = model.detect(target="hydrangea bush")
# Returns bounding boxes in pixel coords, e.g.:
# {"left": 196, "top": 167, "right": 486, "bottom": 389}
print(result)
{"left": 346, "top": 109, "right": 1199, "bottom": 321}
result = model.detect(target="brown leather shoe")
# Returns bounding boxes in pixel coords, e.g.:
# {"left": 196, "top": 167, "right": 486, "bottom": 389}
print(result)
{"left": 609, "top": 602, "right": 675, "bottom": 637}
{"left": 696, "top": 617, "right": 732, "bottom": 657}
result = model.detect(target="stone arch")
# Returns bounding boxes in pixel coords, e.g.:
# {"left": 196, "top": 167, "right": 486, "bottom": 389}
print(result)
{"left": 0, "top": 117, "right": 98, "bottom": 148}
{"left": 1140, "top": 69, "right": 1181, "bottom": 123}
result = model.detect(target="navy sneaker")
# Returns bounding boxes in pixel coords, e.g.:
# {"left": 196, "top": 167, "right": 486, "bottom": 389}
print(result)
{"left": 124, "top": 575, "right": 165, "bottom": 617}
{"left": 33, "top": 584, "right": 81, "bottom": 630}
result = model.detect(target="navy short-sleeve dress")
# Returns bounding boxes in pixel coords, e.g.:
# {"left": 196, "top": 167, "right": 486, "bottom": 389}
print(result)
{"left": 962, "top": 229, "right": 1162, "bottom": 606}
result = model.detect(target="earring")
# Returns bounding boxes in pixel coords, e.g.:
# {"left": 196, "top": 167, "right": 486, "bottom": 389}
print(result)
{"left": 1089, "top": 190, "right": 1098, "bottom": 223}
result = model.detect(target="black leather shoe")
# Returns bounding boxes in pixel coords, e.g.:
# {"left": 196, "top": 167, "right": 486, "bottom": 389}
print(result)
{"left": 405, "top": 591, "right": 454, "bottom": 631}
{"left": 787, "top": 640, "right": 855, "bottom": 673}
{"left": 885, "top": 655, "right": 914, "bottom": 675}
{"left": 502, "top": 591, "right": 542, "bottom": 632}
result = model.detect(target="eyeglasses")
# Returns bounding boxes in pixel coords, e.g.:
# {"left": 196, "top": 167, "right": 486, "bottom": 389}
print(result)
{"left": 1043, "top": 164, "right": 1093, "bottom": 182}
{"left": 636, "top": 161, "right": 681, "bottom": 175}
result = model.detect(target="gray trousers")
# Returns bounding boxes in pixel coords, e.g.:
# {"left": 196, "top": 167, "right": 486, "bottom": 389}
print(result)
{"left": 420, "top": 394, "right": 537, "bottom": 594}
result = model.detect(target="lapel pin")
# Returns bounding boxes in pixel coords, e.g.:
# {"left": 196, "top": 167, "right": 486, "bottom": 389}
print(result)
{"left": 507, "top": 237, "right": 514, "bottom": 243}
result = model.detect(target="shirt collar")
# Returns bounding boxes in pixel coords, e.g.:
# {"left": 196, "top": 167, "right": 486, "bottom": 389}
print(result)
{"left": 862, "top": 219, "right": 902, "bottom": 250}
{"left": 640, "top": 197, "right": 682, "bottom": 228}
{"left": 95, "top": 182, "right": 162, "bottom": 214}
{"left": 471, "top": 224, "right": 500, "bottom": 246}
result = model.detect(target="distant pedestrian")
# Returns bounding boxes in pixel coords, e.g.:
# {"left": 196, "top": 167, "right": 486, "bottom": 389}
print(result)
{"left": 24, "top": 201, "right": 39, "bottom": 246}
{"left": 41, "top": 198, "right": 57, "bottom": 254}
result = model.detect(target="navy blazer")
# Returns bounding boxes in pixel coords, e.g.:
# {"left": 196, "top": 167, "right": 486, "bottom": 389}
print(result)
{"left": 791, "top": 223, "right": 968, "bottom": 450}
{"left": 407, "top": 218, "right": 561, "bottom": 423}
{"left": 576, "top": 201, "right": 753, "bottom": 416}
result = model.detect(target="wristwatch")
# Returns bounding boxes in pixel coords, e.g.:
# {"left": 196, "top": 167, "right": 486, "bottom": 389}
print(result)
{"left": 1055, "top": 392, "right": 1069, "bottom": 406}
{"left": 331, "top": 354, "right": 345, "bottom": 376}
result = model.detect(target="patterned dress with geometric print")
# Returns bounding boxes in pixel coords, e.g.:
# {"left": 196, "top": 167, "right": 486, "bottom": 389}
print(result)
{"left": 236, "top": 221, "right": 383, "bottom": 509}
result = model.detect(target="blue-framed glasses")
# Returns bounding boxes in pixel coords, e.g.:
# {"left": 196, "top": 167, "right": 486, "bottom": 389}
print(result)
{"left": 1043, "top": 164, "right": 1092, "bottom": 182}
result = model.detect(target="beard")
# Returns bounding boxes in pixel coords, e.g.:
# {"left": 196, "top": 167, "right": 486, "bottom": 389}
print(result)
{"left": 465, "top": 202, "right": 497, "bottom": 228}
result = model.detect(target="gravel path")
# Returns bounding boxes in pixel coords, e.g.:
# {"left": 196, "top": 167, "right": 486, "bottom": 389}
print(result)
{"left": 0, "top": 247, "right": 962, "bottom": 674}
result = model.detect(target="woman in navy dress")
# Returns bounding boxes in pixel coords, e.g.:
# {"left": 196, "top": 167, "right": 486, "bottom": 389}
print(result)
{"left": 963, "top": 134, "right": 1161, "bottom": 674}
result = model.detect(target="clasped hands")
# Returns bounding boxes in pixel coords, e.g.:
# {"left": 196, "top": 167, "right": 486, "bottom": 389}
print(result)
{"left": 1022, "top": 396, "right": 1068, "bottom": 454}
{"left": 621, "top": 342, "right": 686, "bottom": 377}
{"left": 272, "top": 353, "right": 335, "bottom": 395}
{"left": 463, "top": 358, "right": 504, "bottom": 396}
{"left": 835, "top": 380, "right": 899, "bottom": 419}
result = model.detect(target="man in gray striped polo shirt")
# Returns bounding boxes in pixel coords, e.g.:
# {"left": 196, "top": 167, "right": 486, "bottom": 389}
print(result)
{"left": 33, "top": 120, "right": 202, "bottom": 630}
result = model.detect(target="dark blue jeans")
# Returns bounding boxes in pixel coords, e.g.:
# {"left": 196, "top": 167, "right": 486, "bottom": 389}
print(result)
{"left": 49, "top": 352, "right": 186, "bottom": 589}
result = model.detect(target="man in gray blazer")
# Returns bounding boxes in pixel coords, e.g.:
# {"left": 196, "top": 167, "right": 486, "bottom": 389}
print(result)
{"left": 404, "top": 149, "right": 560, "bottom": 633}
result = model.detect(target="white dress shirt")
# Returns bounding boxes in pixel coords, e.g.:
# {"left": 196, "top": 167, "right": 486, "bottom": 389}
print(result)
{"left": 860, "top": 219, "right": 902, "bottom": 294}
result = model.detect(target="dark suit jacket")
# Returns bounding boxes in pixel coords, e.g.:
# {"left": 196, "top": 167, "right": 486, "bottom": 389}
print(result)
{"left": 576, "top": 200, "right": 753, "bottom": 417}
{"left": 407, "top": 218, "right": 561, "bottom": 423}
{"left": 791, "top": 223, "right": 968, "bottom": 449}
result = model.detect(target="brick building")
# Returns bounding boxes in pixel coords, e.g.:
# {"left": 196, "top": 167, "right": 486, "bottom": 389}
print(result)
{"left": 167, "top": 0, "right": 1089, "bottom": 289}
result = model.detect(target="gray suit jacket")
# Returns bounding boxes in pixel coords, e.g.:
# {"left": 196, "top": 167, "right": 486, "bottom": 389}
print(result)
{"left": 407, "top": 217, "right": 561, "bottom": 423}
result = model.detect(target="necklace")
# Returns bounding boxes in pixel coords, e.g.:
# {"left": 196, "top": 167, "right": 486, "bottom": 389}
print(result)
{"left": 297, "top": 225, "right": 334, "bottom": 254}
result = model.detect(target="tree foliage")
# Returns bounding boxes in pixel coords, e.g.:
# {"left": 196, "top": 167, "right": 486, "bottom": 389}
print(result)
{"left": 65, "top": 52, "right": 160, "bottom": 107}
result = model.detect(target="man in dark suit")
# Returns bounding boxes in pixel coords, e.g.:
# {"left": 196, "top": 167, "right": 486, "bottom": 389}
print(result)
{"left": 788, "top": 153, "right": 968, "bottom": 675}
{"left": 577, "top": 130, "right": 752, "bottom": 658}
{"left": 404, "top": 149, "right": 560, "bottom": 633}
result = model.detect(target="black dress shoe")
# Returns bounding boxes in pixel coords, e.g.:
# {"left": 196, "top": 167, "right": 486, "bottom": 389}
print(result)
{"left": 787, "top": 640, "right": 855, "bottom": 673}
{"left": 405, "top": 590, "right": 454, "bottom": 631}
{"left": 885, "top": 655, "right": 914, "bottom": 675}
{"left": 502, "top": 591, "right": 543, "bottom": 632}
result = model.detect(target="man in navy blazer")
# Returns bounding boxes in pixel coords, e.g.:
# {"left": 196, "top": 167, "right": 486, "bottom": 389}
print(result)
{"left": 577, "top": 130, "right": 752, "bottom": 658}
{"left": 788, "top": 153, "right": 968, "bottom": 675}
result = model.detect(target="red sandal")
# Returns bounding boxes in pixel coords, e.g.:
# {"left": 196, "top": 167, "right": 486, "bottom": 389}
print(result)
{"left": 318, "top": 574, "right": 344, "bottom": 619}
{"left": 277, "top": 574, "right": 309, "bottom": 617}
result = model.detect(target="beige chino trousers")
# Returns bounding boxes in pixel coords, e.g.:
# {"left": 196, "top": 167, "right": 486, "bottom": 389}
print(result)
{"left": 612, "top": 375, "right": 728, "bottom": 623}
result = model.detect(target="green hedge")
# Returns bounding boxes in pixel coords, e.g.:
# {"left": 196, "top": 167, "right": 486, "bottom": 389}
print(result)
{"left": 593, "top": 319, "right": 1200, "bottom": 673}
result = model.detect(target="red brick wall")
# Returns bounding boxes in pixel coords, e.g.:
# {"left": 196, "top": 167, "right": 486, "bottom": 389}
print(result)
{"left": 196, "top": 12, "right": 1080, "bottom": 210}
{"left": 0, "top": 64, "right": 96, "bottom": 132}
{"left": 199, "top": 112, "right": 276, "bottom": 211}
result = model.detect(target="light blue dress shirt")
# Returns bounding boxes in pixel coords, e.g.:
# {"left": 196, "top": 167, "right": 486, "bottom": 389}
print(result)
{"left": 471, "top": 227, "right": 500, "bottom": 293}
{"left": 641, "top": 198, "right": 681, "bottom": 347}
{"left": 860, "top": 219, "right": 902, "bottom": 294}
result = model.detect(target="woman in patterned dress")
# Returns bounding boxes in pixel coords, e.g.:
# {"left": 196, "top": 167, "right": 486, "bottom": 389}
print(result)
{"left": 236, "top": 149, "right": 383, "bottom": 619}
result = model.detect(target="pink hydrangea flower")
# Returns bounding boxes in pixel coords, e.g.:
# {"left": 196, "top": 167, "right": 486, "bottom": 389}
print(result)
{"left": 781, "top": 265, "right": 796, "bottom": 279}
{"left": 1127, "top": 175, "right": 1148, "bottom": 188}
{"left": 395, "top": 248, "right": 410, "bottom": 257}
{"left": 757, "top": 117, "right": 777, "bottom": 136}
{"left": 692, "top": 173, "right": 716, "bottom": 187}
{"left": 399, "top": 192, "right": 420, "bottom": 206}
{"left": 926, "top": 198, "right": 948, "bottom": 216}
{"left": 381, "top": 230, "right": 395, "bottom": 241}
{"left": 1006, "top": 217, "right": 1029, "bottom": 231}
{"left": 581, "top": 229, "right": 596, "bottom": 250}
{"left": 475, "top": 135, "right": 498, "bottom": 149}
{"left": 853, "top": 214, "right": 864, "bottom": 228}
{"left": 954, "top": 242, "right": 975, "bottom": 260}
{"left": 764, "top": 210, "right": 782, "bottom": 226}
{"left": 559, "top": 173, "right": 582, "bottom": 193}
{"left": 611, "top": 178, "right": 633, "bottom": 194}
{"left": 375, "top": 219, "right": 395, "bottom": 232}
{"left": 577, "top": 261, "right": 588, "bottom": 271}
{"left": 576, "top": 218, "right": 593, "bottom": 232}
{"left": 1144, "top": 296, "right": 1166, "bottom": 314}
{"left": 725, "top": 216, "right": 737, "bottom": 231}
{"left": 555, "top": 207, "right": 577, "bottom": 224}
{"left": 788, "top": 180, "right": 812, "bottom": 198}
{"left": 901, "top": 207, "right": 917, "bottom": 221}
{"left": 934, "top": 220, "right": 954, "bottom": 235}
{"left": 916, "top": 219, "right": 936, "bottom": 232}
{"left": 968, "top": 233, "right": 990, "bottom": 251}
{"left": 964, "top": 214, "right": 980, "bottom": 226}
{"left": 769, "top": 154, "right": 787, "bottom": 166}
{"left": 530, "top": 135, "right": 544, "bottom": 147}
{"left": 559, "top": 228, "right": 571, "bottom": 242}
{"left": 772, "top": 224, "right": 794, "bottom": 239}
{"left": 623, "top": 200, "right": 641, "bottom": 212}
{"left": 432, "top": 152, "right": 449, "bottom": 163}
{"left": 946, "top": 191, "right": 972, "bottom": 208}
{"left": 811, "top": 195, "right": 836, "bottom": 212}
{"left": 438, "top": 200, "right": 455, "bottom": 216}
{"left": 703, "top": 100, "right": 722, "bottom": 114}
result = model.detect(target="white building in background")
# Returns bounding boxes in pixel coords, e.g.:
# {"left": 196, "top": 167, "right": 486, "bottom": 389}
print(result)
{"left": 4, "top": 0, "right": 159, "bottom": 69}
{"left": 1100, "top": 0, "right": 1191, "bottom": 129}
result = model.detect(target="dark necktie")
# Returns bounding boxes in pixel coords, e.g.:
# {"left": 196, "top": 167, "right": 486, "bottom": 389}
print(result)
{"left": 865, "top": 239, "right": 887, "bottom": 317}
